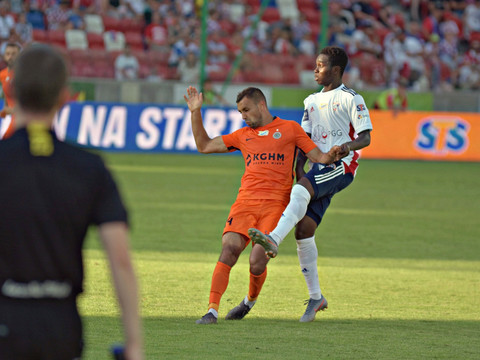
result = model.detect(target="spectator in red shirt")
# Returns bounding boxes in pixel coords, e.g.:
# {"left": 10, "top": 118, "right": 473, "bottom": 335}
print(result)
{"left": 144, "top": 11, "right": 167, "bottom": 51}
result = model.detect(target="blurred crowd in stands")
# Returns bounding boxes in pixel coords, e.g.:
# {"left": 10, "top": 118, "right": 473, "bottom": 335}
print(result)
{"left": 1, "top": 0, "right": 480, "bottom": 91}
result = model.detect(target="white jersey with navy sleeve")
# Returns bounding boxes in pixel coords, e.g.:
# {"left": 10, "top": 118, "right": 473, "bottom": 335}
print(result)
{"left": 301, "top": 84, "right": 373, "bottom": 175}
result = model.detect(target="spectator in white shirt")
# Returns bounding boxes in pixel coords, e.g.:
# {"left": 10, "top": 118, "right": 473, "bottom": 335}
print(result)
{"left": 114, "top": 44, "right": 139, "bottom": 80}
{"left": 0, "top": 2, "right": 15, "bottom": 42}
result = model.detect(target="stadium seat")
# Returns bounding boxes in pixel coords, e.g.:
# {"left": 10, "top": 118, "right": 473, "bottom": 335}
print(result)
{"left": 102, "top": 16, "right": 122, "bottom": 32}
{"left": 359, "top": 58, "right": 386, "bottom": 86}
{"left": 70, "top": 59, "right": 95, "bottom": 78}
{"left": 67, "top": 49, "right": 90, "bottom": 63}
{"left": 241, "top": 68, "right": 264, "bottom": 83}
{"left": 84, "top": 14, "right": 104, "bottom": 34}
{"left": 296, "top": 54, "right": 316, "bottom": 70}
{"left": 148, "top": 50, "right": 170, "bottom": 67}
{"left": 32, "top": 29, "right": 48, "bottom": 43}
{"left": 279, "top": 55, "right": 296, "bottom": 68}
{"left": 283, "top": 67, "right": 300, "bottom": 84}
{"left": 135, "top": 51, "right": 150, "bottom": 66}
{"left": 260, "top": 53, "right": 278, "bottom": 65}
{"left": 87, "top": 32, "right": 104, "bottom": 49}
{"left": 262, "top": 7, "right": 281, "bottom": 23}
{"left": 246, "top": 0, "right": 260, "bottom": 7}
{"left": 470, "top": 31, "right": 480, "bottom": 43}
{"left": 244, "top": 53, "right": 263, "bottom": 69}
{"left": 296, "top": 0, "right": 317, "bottom": 12}
{"left": 305, "top": 11, "right": 321, "bottom": 27}
{"left": 262, "top": 65, "right": 285, "bottom": 84}
{"left": 91, "top": 59, "right": 115, "bottom": 78}
{"left": 124, "top": 31, "right": 144, "bottom": 51}
{"left": 66, "top": 29, "right": 88, "bottom": 50}
{"left": 139, "top": 63, "right": 151, "bottom": 78}
{"left": 103, "top": 31, "right": 126, "bottom": 52}
{"left": 219, "top": 19, "right": 236, "bottom": 35}
{"left": 277, "top": 3, "right": 299, "bottom": 21}
{"left": 156, "top": 65, "right": 177, "bottom": 80}
{"left": 122, "top": 18, "right": 144, "bottom": 33}
{"left": 89, "top": 48, "right": 111, "bottom": 63}
{"left": 208, "top": 69, "right": 229, "bottom": 82}
{"left": 48, "top": 30, "right": 66, "bottom": 48}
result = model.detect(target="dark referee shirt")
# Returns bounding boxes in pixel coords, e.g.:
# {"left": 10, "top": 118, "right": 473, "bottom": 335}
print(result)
{"left": 0, "top": 125, "right": 128, "bottom": 300}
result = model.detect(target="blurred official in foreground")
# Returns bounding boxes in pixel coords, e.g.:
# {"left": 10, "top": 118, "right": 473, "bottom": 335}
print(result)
{"left": 0, "top": 44, "right": 143, "bottom": 360}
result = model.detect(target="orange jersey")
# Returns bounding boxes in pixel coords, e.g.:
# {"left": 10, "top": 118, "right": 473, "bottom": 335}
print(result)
{"left": 0, "top": 67, "right": 15, "bottom": 139}
{"left": 0, "top": 67, "right": 14, "bottom": 109}
{"left": 222, "top": 117, "right": 317, "bottom": 203}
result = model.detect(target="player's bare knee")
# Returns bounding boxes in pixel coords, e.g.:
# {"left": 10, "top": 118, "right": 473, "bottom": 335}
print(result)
{"left": 249, "top": 261, "right": 267, "bottom": 275}
{"left": 219, "top": 244, "right": 242, "bottom": 265}
{"left": 295, "top": 226, "right": 315, "bottom": 240}
{"left": 249, "top": 247, "right": 268, "bottom": 274}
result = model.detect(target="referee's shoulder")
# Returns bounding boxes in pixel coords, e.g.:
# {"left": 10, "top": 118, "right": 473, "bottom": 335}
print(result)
{"left": 56, "top": 139, "right": 105, "bottom": 168}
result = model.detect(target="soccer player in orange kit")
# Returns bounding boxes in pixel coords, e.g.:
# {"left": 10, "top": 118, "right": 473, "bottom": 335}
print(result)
{"left": 184, "top": 86, "right": 341, "bottom": 324}
{"left": 0, "top": 42, "right": 21, "bottom": 139}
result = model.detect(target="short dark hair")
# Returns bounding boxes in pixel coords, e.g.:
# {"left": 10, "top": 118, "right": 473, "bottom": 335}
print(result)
{"left": 236, "top": 87, "right": 267, "bottom": 105}
{"left": 4, "top": 42, "right": 22, "bottom": 51}
{"left": 320, "top": 46, "right": 348, "bottom": 76}
{"left": 13, "top": 44, "right": 68, "bottom": 113}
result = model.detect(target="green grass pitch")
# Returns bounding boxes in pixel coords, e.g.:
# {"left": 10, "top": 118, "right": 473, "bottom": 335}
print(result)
{"left": 79, "top": 153, "right": 480, "bottom": 359}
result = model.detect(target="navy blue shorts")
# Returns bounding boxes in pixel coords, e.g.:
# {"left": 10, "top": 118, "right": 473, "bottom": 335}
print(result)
{"left": 303, "top": 161, "right": 354, "bottom": 225}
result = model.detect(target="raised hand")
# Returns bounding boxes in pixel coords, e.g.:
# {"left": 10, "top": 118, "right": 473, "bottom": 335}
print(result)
{"left": 183, "top": 86, "right": 203, "bottom": 113}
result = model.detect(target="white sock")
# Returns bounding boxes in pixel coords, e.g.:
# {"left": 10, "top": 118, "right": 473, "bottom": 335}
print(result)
{"left": 208, "top": 308, "right": 218, "bottom": 318}
{"left": 270, "top": 185, "right": 311, "bottom": 245}
{"left": 297, "top": 236, "right": 322, "bottom": 300}
{"left": 244, "top": 295, "right": 256, "bottom": 308}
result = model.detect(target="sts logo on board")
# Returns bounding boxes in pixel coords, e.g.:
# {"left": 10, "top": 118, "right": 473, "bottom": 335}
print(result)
{"left": 415, "top": 116, "right": 470, "bottom": 155}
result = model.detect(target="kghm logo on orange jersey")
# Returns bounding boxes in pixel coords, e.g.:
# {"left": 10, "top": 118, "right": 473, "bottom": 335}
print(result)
{"left": 246, "top": 153, "right": 285, "bottom": 166}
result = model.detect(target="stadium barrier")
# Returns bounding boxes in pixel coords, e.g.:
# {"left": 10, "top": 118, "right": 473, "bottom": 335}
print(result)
{"left": 51, "top": 102, "right": 303, "bottom": 153}
{"left": 362, "top": 110, "right": 479, "bottom": 162}
{"left": 3, "top": 102, "right": 475, "bottom": 161}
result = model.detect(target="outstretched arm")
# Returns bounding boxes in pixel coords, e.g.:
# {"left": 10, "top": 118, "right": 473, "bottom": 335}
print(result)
{"left": 295, "top": 148, "right": 308, "bottom": 180}
{"left": 305, "top": 146, "right": 342, "bottom": 164}
{"left": 336, "top": 130, "right": 371, "bottom": 159}
{"left": 99, "top": 222, "right": 143, "bottom": 360}
{"left": 184, "top": 86, "right": 228, "bottom": 153}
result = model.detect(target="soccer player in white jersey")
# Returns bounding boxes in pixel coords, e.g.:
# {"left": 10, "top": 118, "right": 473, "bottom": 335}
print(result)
{"left": 249, "top": 46, "right": 372, "bottom": 322}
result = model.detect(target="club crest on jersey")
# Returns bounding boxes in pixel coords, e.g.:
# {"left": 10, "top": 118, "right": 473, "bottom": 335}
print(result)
{"left": 273, "top": 131, "right": 282, "bottom": 139}
{"left": 258, "top": 130, "right": 269, "bottom": 136}
{"left": 332, "top": 102, "right": 340, "bottom": 111}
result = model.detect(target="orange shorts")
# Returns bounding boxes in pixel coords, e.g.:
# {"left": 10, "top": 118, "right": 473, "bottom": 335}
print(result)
{"left": 223, "top": 199, "right": 288, "bottom": 244}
